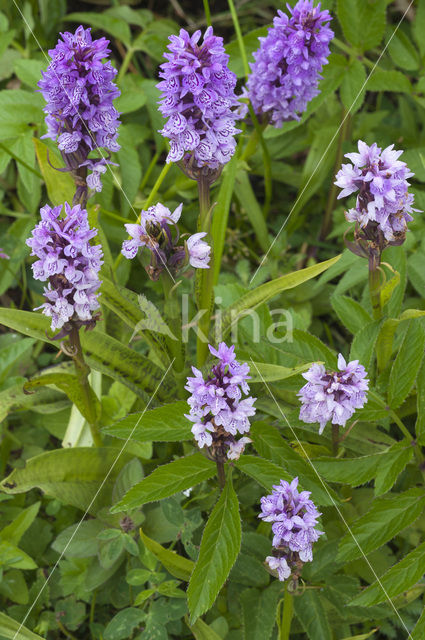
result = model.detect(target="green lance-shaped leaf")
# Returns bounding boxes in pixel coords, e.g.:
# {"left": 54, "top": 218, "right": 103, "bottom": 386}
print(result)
{"left": 0, "top": 612, "right": 46, "bottom": 640}
{"left": 0, "top": 501, "right": 40, "bottom": 546}
{"left": 221, "top": 255, "right": 340, "bottom": 338}
{"left": 349, "top": 540, "right": 425, "bottom": 607}
{"left": 187, "top": 473, "right": 241, "bottom": 622}
{"left": 66, "top": 12, "right": 132, "bottom": 46}
{"left": 331, "top": 294, "right": 372, "bottom": 335}
{"left": 336, "top": 0, "right": 387, "bottom": 53}
{"left": 102, "top": 400, "right": 192, "bottom": 443}
{"left": 388, "top": 319, "right": 425, "bottom": 409}
{"left": 0, "top": 308, "right": 175, "bottom": 401}
{"left": 411, "top": 606, "right": 425, "bottom": 640}
{"left": 33, "top": 138, "right": 74, "bottom": 204}
{"left": 349, "top": 320, "right": 382, "bottom": 371}
{"left": 248, "top": 361, "right": 313, "bottom": 383}
{"left": 212, "top": 152, "right": 238, "bottom": 284}
{"left": 111, "top": 453, "right": 216, "bottom": 512}
{"left": 185, "top": 616, "right": 223, "bottom": 640}
{"left": 235, "top": 455, "right": 292, "bottom": 490}
{"left": 293, "top": 589, "right": 332, "bottom": 640}
{"left": 338, "top": 488, "right": 425, "bottom": 563}
{"left": 250, "top": 422, "right": 338, "bottom": 506}
{"left": 376, "top": 309, "right": 425, "bottom": 372}
{"left": 234, "top": 170, "right": 269, "bottom": 252}
{"left": 24, "top": 365, "right": 101, "bottom": 426}
{"left": 140, "top": 528, "right": 194, "bottom": 581}
{"left": 0, "top": 447, "right": 134, "bottom": 515}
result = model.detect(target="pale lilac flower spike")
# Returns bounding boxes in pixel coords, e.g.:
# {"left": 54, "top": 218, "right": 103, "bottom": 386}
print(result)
{"left": 259, "top": 477, "right": 323, "bottom": 582}
{"left": 185, "top": 342, "right": 256, "bottom": 460}
{"left": 298, "top": 354, "right": 369, "bottom": 434}
{"left": 335, "top": 140, "right": 419, "bottom": 243}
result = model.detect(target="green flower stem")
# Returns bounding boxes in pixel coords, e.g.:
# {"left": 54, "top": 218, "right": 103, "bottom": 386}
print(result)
{"left": 368, "top": 247, "right": 382, "bottom": 320}
{"left": 196, "top": 176, "right": 214, "bottom": 367}
{"left": 70, "top": 326, "right": 103, "bottom": 447}
{"left": 161, "top": 273, "right": 185, "bottom": 377}
{"left": 332, "top": 37, "right": 375, "bottom": 70}
{"left": 140, "top": 151, "right": 160, "bottom": 193}
{"left": 117, "top": 47, "right": 135, "bottom": 85}
{"left": 332, "top": 424, "right": 340, "bottom": 456}
{"left": 203, "top": 0, "right": 212, "bottom": 26}
{"left": 279, "top": 584, "right": 294, "bottom": 640}
{"left": 216, "top": 459, "right": 226, "bottom": 490}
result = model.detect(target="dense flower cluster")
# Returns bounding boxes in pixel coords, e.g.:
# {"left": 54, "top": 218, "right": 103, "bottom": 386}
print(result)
{"left": 247, "top": 0, "right": 333, "bottom": 127}
{"left": 259, "top": 477, "right": 323, "bottom": 581}
{"left": 38, "top": 25, "right": 120, "bottom": 194}
{"left": 26, "top": 203, "right": 103, "bottom": 332}
{"left": 157, "top": 27, "right": 242, "bottom": 172}
{"left": 335, "top": 140, "right": 418, "bottom": 244}
{"left": 298, "top": 354, "right": 369, "bottom": 434}
{"left": 121, "top": 202, "right": 210, "bottom": 279}
{"left": 185, "top": 343, "right": 256, "bottom": 460}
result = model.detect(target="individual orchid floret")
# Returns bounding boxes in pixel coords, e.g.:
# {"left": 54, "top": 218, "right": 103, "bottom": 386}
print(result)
{"left": 0, "top": 249, "right": 9, "bottom": 259}
{"left": 38, "top": 26, "right": 121, "bottom": 198}
{"left": 157, "top": 27, "right": 242, "bottom": 179}
{"left": 121, "top": 202, "right": 211, "bottom": 280}
{"left": 335, "top": 140, "right": 419, "bottom": 246}
{"left": 185, "top": 343, "right": 256, "bottom": 461}
{"left": 298, "top": 354, "right": 369, "bottom": 434}
{"left": 259, "top": 477, "right": 323, "bottom": 583}
{"left": 247, "top": 1, "right": 333, "bottom": 127}
{"left": 26, "top": 203, "right": 103, "bottom": 334}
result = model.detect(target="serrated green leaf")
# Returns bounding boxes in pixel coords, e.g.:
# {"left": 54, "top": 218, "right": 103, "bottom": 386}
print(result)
{"left": 337, "top": 0, "right": 387, "bottom": 53}
{"left": 140, "top": 528, "right": 194, "bottom": 581}
{"left": 103, "top": 401, "right": 192, "bottom": 443}
{"left": 386, "top": 27, "right": 419, "bottom": 71}
{"left": 250, "top": 422, "right": 337, "bottom": 506}
{"left": 187, "top": 474, "right": 241, "bottom": 622}
{"left": 349, "top": 540, "right": 425, "bottom": 607}
{"left": 338, "top": 488, "right": 425, "bottom": 562}
{"left": 367, "top": 69, "right": 412, "bottom": 93}
{"left": 340, "top": 59, "right": 366, "bottom": 113}
{"left": 293, "top": 589, "right": 332, "bottom": 640}
{"left": 103, "top": 608, "right": 147, "bottom": 640}
{"left": 416, "top": 359, "right": 425, "bottom": 443}
{"left": 374, "top": 445, "right": 413, "bottom": 496}
{"left": 331, "top": 294, "right": 372, "bottom": 335}
{"left": 349, "top": 320, "right": 381, "bottom": 370}
{"left": 388, "top": 320, "right": 425, "bottom": 409}
{"left": 111, "top": 453, "right": 216, "bottom": 512}
{"left": 241, "top": 582, "right": 283, "bottom": 640}
{"left": 222, "top": 256, "right": 340, "bottom": 338}
{"left": 235, "top": 455, "right": 292, "bottom": 490}
{"left": 276, "top": 328, "right": 338, "bottom": 369}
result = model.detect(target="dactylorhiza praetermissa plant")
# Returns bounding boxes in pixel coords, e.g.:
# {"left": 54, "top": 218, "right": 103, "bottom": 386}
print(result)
{"left": 335, "top": 140, "right": 419, "bottom": 248}
{"left": 121, "top": 202, "right": 210, "bottom": 280}
{"left": 26, "top": 203, "right": 103, "bottom": 335}
{"left": 247, "top": 0, "right": 333, "bottom": 127}
{"left": 298, "top": 354, "right": 369, "bottom": 434}
{"left": 38, "top": 26, "right": 120, "bottom": 198}
{"left": 185, "top": 343, "right": 256, "bottom": 461}
{"left": 259, "top": 477, "right": 323, "bottom": 582}
{"left": 157, "top": 27, "right": 242, "bottom": 178}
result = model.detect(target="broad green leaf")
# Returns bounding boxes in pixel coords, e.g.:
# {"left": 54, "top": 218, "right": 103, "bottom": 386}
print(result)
{"left": 0, "top": 308, "right": 174, "bottom": 400}
{"left": 241, "top": 582, "right": 283, "bottom": 640}
{"left": 413, "top": 0, "right": 425, "bottom": 57}
{"left": 349, "top": 320, "right": 381, "bottom": 370}
{"left": 0, "top": 568, "right": 28, "bottom": 605}
{"left": 102, "top": 401, "right": 192, "bottom": 443}
{"left": 338, "top": 488, "right": 425, "bottom": 562}
{"left": 416, "top": 359, "right": 425, "bottom": 443}
{"left": 33, "top": 138, "right": 74, "bottom": 204}
{"left": 0, "top": 540, "right": 37, "bottom": 570}
{"left": 411, "top": 606, "right": 425, "bottom": 640}
{"left": 24, "top": 366, "right": 101, "bottom": 427}
{"left": 234, "top": 170, "right": 269, "bottom": 252}
{"left": 386, "top": 28, "right": 419, "bottom": 71}
{"left": 374, "top": 445, "right": 413, "bottom": 496}
{"left": 249, "top": 361, "right": 312, "bottom": 383}
{"left": 0, "top": 501, "right": 40, "bottom": 545}
{"left": 408, "top": 251, "right": 425, "bottom": 296}
{"left": 140, "top": 528, "right": 194, "bottom": 580}
{"left": 0, "top": 337, "right": 34, "bottom": 384}
{"left": 375, "top": 309, "right": 425, "bottom": 371}
{"left": 212, "top": 153, "right": 238, "bottom": 284}
{"left": 235, "top": 455, "right": 292, "bottom": 490}
{"left": 222, "top": 256, "right": 340, "bottom": 338}
{"left": 115, "top": 75, "right": 147, "bottom": 114}
{"left": 388, "top": 320, "right": 425, "bottom": 409}
{"left": 111, "top": 453, "right": 216, "bottom": 512}
{"left": 225, "top": 27, "right": 268, "bottom": 78}
{"left": 278, "top": 328, "right": 338, "bottom": 369}
{"left": 331, "top": 294, "right": 372, "bottom": 335}
{"left": 185, "top": 616, "right": 223, "bottom": 640}
{"left": 293, "top": 589, "right": 332, "bottom": 640}
{"left": 0, "top": 218, "right": 33, "bottom": 297}
{"left": 367, "top": 69, "right": 412, "bottom": 93}
{"left": 0, "top": 89, "right": 44, "bottom": 139}
{"left": 0, "top": 447, "right": 134, "bottom": 515}
{"left": 337, "top": 0, "right": 387, "bottom": 53}
{"left": 187, "top": 474, "right": 241, "bottom": 622}
{"left": 132, "top": 19, "right": 179, "bottom": 62}
{"left": 349, "top": 540, "right": 425, "bottom": 607}
{"left": 103, "top": 608, "right": 147, "bottom": 640}
{"left": 0, "top": 612, "right": 45, "bottom": 640}
{"left": 250, "top": 422, "right": 337, "bottom": 506}
{"left": 340, "top": 59, "right": 366, "bottom": 113}
{"left": 66, "top": 12, "right": 131, "bottom": 46}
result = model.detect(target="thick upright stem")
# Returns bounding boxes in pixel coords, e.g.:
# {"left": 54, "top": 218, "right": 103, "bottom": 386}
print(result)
{"left": 196, "top": 177, "right": 214, "bottom": 367}
{"left": 70, "top": 327, "right": 103, "bottom": 447}
{"left": 216, "top": 460, "right": 226, "bottom": 490}
{"left": 369, "top": 247, "right": 382, "bottom": 320}
{"left": 279, "top": 584, "right": 294, "bottom": 640}
{"left": 332, "top": 424, "right": 339, "bottom": 457}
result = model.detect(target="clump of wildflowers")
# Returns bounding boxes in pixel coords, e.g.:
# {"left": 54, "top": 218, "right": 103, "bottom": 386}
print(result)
{"left": 121, "top": 202, "right": 210, "bottom": 280}
{"left": 157, "top": 27, "right": 242, "bottom": 177}
{"left": 335, "top": 140, "right": 418, "bottom": 247}
{"left": 259, "top": 477, "right": 323, "bottom": 583}
{"left": 247, "top": 0, "right": 333, "bottom": 127}
{"left": 26, "top": 203, "right": 103, "bottom": 333}
{"left": 185, "top": 343, "right": 256, "bottom": 461}
{"left": 298, "top": 354, "right": 369, "bottom": 434}
{"left": 38, "top": 25, "right": 120, "bottom": 198}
